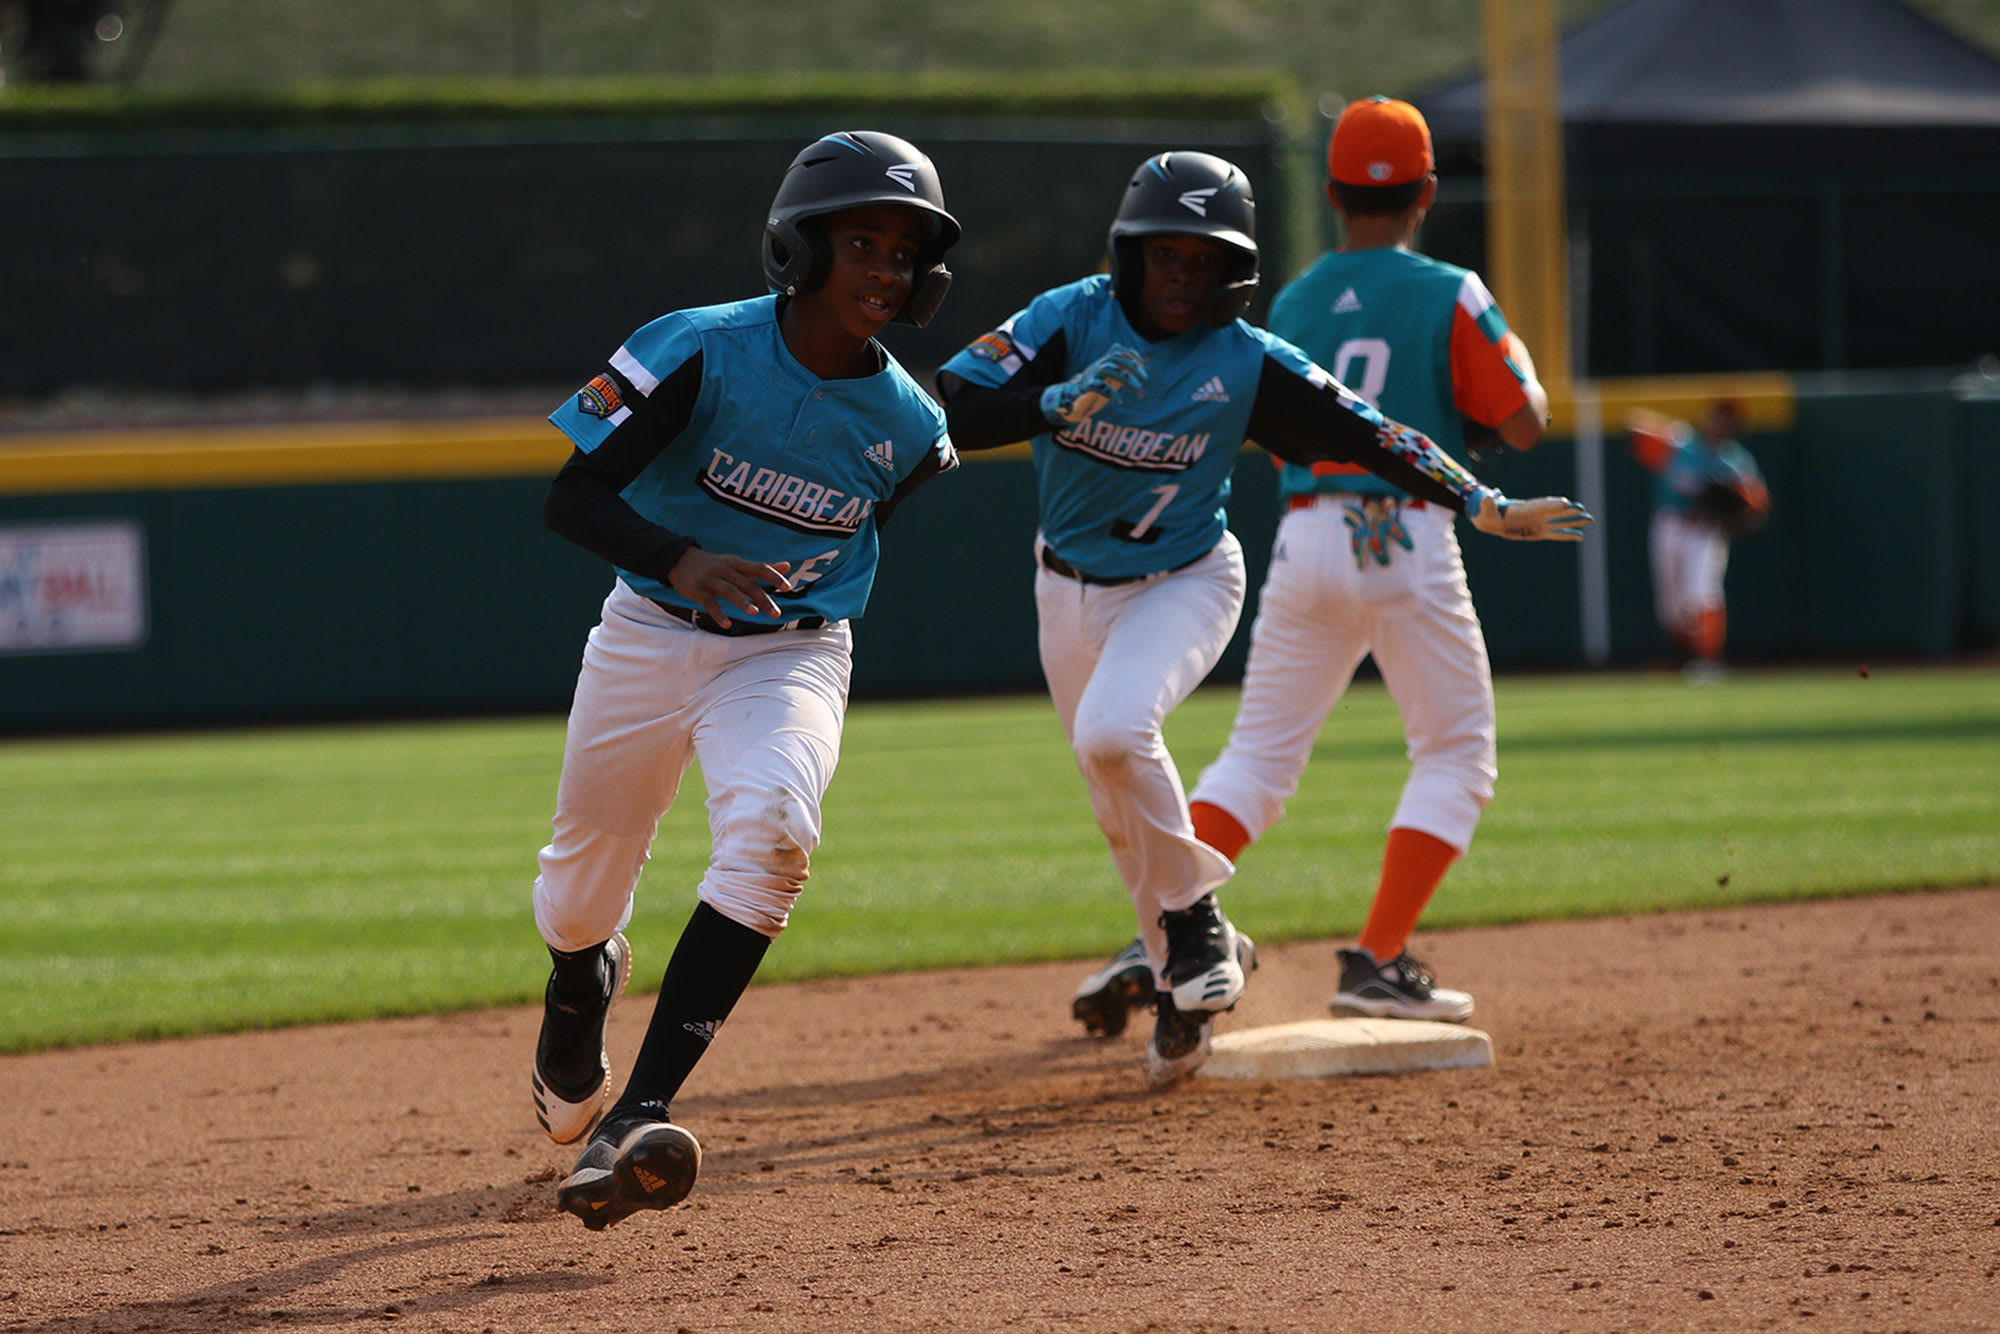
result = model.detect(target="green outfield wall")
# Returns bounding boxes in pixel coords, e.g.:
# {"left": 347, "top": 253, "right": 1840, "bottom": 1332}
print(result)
{"left": 1959, "top": 388, "right": 2000, "bottom": 649}
{"left": 0, "top": 375, "right": 1990, "bottom": 733}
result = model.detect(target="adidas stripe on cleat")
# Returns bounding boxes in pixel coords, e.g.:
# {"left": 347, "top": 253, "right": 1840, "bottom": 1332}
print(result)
{"left": 532, "top": 932, "right": 633, "bottom": 1145}
{"left": 1159, "top": 894, "right": 1257, "bottom": 1016}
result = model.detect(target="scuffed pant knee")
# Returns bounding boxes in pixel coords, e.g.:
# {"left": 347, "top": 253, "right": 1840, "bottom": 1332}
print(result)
{"left": 1072, "top": 718, "right": 1154, "bottom": 789}
{"left": 702, "top": 782, "right": 820, "bottom": 938}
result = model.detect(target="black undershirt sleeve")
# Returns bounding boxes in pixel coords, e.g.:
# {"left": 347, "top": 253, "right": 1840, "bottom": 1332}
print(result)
{"left": 935, "top": 328, "right": 1072, "bottom": 450}
{"left": 542, "top": 354, "right": 705, "bottom": 585}
{"left": 874, "top": 443, "right": 951, "bottom": 531}
{"left": 1245, "top": 354, "right": 1468, "bottom": 513}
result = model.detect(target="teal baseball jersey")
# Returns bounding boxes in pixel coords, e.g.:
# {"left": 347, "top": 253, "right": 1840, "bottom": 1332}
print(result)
{"left": 940, "top": 274, "right": 1407, "bottom": 580}
{"left": 549, "top": 295, "right": 954, "bottom": 624}
{"left": 1267, "top": 247, "right": 1531, "bottom": 502}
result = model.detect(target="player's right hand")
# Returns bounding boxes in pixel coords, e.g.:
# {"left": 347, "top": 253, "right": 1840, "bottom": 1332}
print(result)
{"left": 1039, "top": 344, "right": 1149, "bottom": 426}
{"left": 668, "top": 548, "right": 794, "bottom": 628}
{"left": 1470, "top": 491, "right": 1593, "bottom": 542}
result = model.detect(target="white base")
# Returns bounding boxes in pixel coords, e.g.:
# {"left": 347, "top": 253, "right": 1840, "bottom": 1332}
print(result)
{"left": 1198, "top": 1018, "right": 1493, "bottom": 1080}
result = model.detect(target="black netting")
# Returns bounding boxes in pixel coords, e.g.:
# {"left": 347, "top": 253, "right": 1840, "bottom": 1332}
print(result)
{"left": 0, "top": 122, "right": 1283, "bottom": 396}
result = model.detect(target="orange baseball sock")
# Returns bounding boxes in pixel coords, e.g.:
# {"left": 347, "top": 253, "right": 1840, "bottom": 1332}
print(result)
{"left": 1694, "top": 606, "right": 1726, "bottom": 662}
{"left": 1189, "top": 800, "right": 1252, "bottom": 861}
{"left": 1356, "top": 827, "right": 1460, "bottom": 963}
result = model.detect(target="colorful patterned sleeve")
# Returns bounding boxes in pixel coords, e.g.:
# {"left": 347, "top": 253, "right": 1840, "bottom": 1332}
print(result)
{"left": 1376, "top": 420, "right": 1498, "bottom": 513}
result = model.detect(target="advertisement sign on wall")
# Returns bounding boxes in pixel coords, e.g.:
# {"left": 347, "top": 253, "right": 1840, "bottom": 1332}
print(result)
{"left": 0, "top": 521, "right": 149, "bottom": 655}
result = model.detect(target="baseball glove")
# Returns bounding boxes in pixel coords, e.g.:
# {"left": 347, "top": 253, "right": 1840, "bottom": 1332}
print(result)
{"left": 1460, "top": 413, "right": 1506, "bottom": 462}
{"left": 1695, "top": 479, "right": 1769, "bottom": 536}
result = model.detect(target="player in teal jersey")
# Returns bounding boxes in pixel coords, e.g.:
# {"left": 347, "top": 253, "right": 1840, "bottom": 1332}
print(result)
{"left": 943, "top": 146, "right": 1588, "bottom": 1083}
{"left": 528, "top": 131, "right": 961, "bottom": 1228}
{"left": 1079, "top": 97, "right": 1561, "bottom": 1030}
{"left": 1628, "top": 399, "right": 1771, "bottom": 680}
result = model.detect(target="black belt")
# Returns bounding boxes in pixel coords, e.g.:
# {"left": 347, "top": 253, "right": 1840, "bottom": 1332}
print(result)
{"left": 651, "top": 598, "right": 827, "bottom": 637}
{"left": 1039, "top": 545, "right": 1208, "bottom": 587}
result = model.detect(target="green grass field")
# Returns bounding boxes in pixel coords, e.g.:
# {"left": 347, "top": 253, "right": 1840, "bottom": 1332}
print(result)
{"left": 3, "top": 664, "right": 1995, "bottom": 1054}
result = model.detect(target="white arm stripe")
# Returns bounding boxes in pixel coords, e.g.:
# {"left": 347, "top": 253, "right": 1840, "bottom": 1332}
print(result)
{"left": 611, "top": 345, "right": 658, "bottom": 396}
{"left": 1456, "top": 272, "right": 1497, "bottom": 321}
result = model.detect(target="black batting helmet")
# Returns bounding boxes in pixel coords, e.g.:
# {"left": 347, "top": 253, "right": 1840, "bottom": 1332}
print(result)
{"left": 761, "top": 130, "right": 961, "bottom": 328}
{"left": 1106, "top": 151, "right": 1259, "bottom": 328}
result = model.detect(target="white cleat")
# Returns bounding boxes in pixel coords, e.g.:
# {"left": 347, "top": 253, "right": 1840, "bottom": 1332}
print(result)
{"left": 532, "top": 932, "right": 633, "bottom": 1144}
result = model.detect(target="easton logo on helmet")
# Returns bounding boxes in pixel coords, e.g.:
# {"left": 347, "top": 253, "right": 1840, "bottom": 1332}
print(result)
{"left": 1178, "top": 188, "right": 1218, "bottom": 216}
{"left": 885, "top": 163, "right": 919, "bottom": 192}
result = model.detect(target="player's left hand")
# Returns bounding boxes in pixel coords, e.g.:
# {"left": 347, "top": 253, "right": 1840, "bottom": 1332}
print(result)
{"left": 667, "top": 548, "right": 795, "bottom": 628}
{"left": 1470, "top": 491, "right": 1593, "bottom": 542}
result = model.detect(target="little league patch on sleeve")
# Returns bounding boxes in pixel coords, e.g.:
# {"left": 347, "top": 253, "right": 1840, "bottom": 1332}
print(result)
{"left": 576, "top": 374, "right": 624, "bottom": 419}
{"left": 967, "top": 332, "right": 1015, "bottom": 362}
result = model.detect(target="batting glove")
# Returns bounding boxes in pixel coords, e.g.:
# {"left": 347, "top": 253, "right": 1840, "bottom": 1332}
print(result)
{"left": 1040, "top": 344, "right": 1149, "bottom": 427}
{"left": 1342, "top": 497, "right": 1414, "bottom": 568}
{"left": 1470, "top": 490, "right": 1594, "bottom": 542}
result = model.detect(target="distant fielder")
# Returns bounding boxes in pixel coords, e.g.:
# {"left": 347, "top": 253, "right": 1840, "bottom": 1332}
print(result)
{"left": 1629, "top": 398, "right": 1771, "bottom": 681}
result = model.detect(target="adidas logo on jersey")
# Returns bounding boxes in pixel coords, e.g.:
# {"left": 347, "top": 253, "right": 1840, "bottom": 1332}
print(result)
{"left": 1333, "top": 287, "right": 1363, "bottom": 314}
{"left": 865, "top": 439, "right": 895, "bottom": 470}
{"left": 1191, "top": 376, "right": 1230, "bottom": 404}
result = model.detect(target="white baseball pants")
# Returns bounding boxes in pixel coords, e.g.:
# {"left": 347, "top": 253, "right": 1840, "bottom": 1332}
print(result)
{"left": 533, "top": 579, "right": 853, "bottom": 951}
{"left": 1035, "top": 532, "right": 1245, "bottom": 986}
{"left": 1191, "top": 497, "right": 1495, "bottom": 854}
{"left": 1649, "top": 510, "right": 1729, "bottom": 636}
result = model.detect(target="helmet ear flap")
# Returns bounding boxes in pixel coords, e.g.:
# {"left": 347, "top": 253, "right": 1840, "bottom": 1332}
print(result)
{"left": 1107, "top": 234, "right": 1145, "bottom": 308}
{"left": 1203, "top": 252, "right": 1260, "bottom": 327}
{"left": 762, "top": 215, "right": 831, "bottom": 296}
{"left": 898, "top": 261, "right": 953, "bottom": 328}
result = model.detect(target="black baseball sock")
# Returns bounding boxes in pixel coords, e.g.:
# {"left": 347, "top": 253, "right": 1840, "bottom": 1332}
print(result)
{"left": 546, "top": 940, "right": 609, "bottom": 1007}
{"left": 612, "top": 901, "right": 771, "bottom": 1117}
{"left": 540, "top": 941, "right": 615, "bottom": 1094}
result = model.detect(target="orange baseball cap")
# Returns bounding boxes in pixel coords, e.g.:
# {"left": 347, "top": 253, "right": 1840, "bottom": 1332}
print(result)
{"left": 1328, "top": 95, "right": 1434, "bottom": 186}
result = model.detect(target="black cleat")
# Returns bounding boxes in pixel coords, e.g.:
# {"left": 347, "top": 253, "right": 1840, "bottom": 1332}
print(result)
{"left": 556, "top": 1102, "right": 702, "bottom": 1231}
{"left": 1070, "top": 938, "right": 1156, "bottom": 1037}
{"left": 1142, "top": 992, "right": 1213, "bottom": 1089}
{"left": 1329, "top": 947, "right": 1473, "bottom": 1022}
{"left": 1159, "top": 894, "right": 1255, "bottom": 1015}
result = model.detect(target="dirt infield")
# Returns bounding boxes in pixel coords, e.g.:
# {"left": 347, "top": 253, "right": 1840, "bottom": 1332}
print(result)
{"left": 4, "top": 888, "right": 1996, "bottom": 1333}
